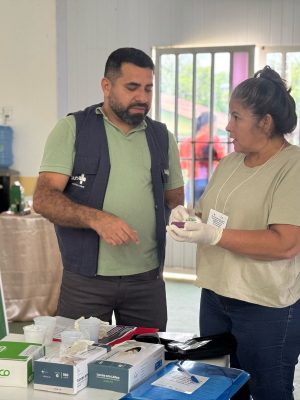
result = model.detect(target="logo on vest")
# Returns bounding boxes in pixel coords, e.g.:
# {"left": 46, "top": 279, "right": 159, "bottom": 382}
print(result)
{"left": 71, "top": 173, "right": 86, "bottom": 188}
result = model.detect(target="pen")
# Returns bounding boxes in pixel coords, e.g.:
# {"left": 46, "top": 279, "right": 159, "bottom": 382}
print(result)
{"left": 176, "top": 362, "right": 199, "bottom": 383}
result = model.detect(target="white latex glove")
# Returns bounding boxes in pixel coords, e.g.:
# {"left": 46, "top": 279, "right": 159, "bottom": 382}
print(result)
{"left": 167, "top": 221, "right": 223, "bottom": 245}
{"left": 169, "top": 205, "right": 190, "bottom": 224}
{"left": 169, "top": 205, "right": 201, "bottom": 224}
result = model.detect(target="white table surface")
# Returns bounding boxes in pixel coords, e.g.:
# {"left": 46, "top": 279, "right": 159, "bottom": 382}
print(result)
{"left": 0, "top": 334, "right": 227, "bottom": 400}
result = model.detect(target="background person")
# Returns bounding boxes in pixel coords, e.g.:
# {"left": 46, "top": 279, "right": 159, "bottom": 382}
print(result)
{"left": 33, "top": 47, "right": 184, "bottom": 331}
{"left": 179, "top": 112, "right": 225, "bottom": 204}
{"left": 167, "top": 66, "right": 300, "bottom": 399}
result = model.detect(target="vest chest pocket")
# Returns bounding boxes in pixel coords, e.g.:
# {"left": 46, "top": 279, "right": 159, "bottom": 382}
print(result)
{"left": 65, "top": 156, "right": 100, "bottom": 204}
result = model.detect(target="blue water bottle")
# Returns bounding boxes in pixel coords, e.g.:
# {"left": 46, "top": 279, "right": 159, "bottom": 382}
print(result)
{"left": 0, "top": 125, "right": 13, "bottom": 168}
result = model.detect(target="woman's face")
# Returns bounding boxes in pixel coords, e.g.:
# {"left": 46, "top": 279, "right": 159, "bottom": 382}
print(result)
{"left": 226, "top": 97, "right": 268, "bottom": 154}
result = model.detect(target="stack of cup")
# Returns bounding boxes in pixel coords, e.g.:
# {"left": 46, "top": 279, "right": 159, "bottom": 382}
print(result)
{"left": 60, "top": 330, "right": 85, "bottom": 346}
{"left": 33, "top": 316, "right": 57, "bottom": 345}
{"left": 60, "top": 330, "right": 86, "bottom": 356}
{"left": 78, "top": 318, "right": 101, "bottom": 343}
{"left": 23, "top": 324, "right": 47, "bottom": 344}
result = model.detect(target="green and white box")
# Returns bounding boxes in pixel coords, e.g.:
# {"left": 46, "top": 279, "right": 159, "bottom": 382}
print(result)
{"left": 34, "top": 345, "right": 109, "bottom": 394}
{"left": 0, "top": 341, "right": 45, "bottom": 387}
{"left": 88, "top": 340, "right": 165, "bottom": 393}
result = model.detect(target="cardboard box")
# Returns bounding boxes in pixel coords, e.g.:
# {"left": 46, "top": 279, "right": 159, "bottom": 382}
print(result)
{"left": 88, "top": 340, "right": 165, "bottom": 393}
{"left": 33, "top": 344, "right": 109, "bottom": 394}
{"left": 0, "top": 341, "right": 45, "bottom": 387}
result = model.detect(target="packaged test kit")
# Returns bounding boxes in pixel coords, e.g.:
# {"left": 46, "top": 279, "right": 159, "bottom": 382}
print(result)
{"left": 0, "top": 341, "right": 45, "bottom": 387}
{"left": 34, "top": 343, "right": 109, "bottom": 394}
{"left": 88, "top": 340, "right": 165, "bottom": 393}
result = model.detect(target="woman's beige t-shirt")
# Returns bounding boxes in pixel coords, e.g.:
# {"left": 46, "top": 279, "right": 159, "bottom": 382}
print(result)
{"left": 196, "top": 144, "right": 300, "bottom": 307}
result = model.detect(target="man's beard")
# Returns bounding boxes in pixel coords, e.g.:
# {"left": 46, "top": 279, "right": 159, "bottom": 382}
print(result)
{"left": 109, "top": 98, "right": 149, "bottom": 126}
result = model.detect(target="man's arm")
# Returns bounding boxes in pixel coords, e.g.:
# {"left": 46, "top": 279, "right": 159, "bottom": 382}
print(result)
{"left": 33, "top": 172, "right": 139, "bottom": 246}
{"left": 164, "top": 186, "right": 184, "bottom": 209}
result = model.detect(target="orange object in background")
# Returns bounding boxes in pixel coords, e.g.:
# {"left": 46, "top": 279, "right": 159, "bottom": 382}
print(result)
{"left": 179, "top": 112, "right": 226, "bottom": 203}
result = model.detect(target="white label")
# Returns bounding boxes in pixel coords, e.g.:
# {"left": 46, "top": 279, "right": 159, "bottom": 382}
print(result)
{"left": 207, "top": 209, "right": 228, "bottom": 229}
{"left": 152, "top": 370, "right": 208, "bottom": 394}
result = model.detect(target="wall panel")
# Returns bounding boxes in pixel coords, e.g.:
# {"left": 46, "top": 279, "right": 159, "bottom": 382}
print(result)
{"left": 59, "top": 0, "right": 300, "bottom": 115}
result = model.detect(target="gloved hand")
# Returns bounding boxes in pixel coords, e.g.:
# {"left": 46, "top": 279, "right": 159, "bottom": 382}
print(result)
{"left": 167, "top": 221, "right": 223, "bottom": 245}
{"left": 169, "top": 205, "right": 190, "bottom": 224}
{"left": 169, "top": 205, "right": 201, "bottom": 224}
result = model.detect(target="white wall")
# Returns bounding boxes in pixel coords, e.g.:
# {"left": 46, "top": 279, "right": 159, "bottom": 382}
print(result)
{"left": 2, "top": 0, "right": 300, "bottom": 177}
{"left": 58, "top": 0, "right": 300, "bottom": 115}
{"left": 0, "top": 0, "right": 57, "bottom": 178}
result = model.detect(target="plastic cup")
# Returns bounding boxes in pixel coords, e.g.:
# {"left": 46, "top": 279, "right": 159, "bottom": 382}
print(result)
{"left": 78, "top": 318, "right": 101, "bottom": 343}
{"left": 34, "top": 316, "right": 56, "bottom": 345}
{"left": 60, "top": 330, "right": 84, "bottom": 345}
{"left": 23, "top": 324, "right": 46, "bottom": 344}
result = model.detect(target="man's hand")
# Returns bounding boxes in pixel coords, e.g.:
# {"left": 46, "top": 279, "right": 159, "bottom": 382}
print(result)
{"left": 90, "top": 212, "right": 139, "bottom": 246}
{"left": 33, "top": 172, "right": 139, "bottom": 246}
{"left": 167, "top": 221, "right": 223, "bottom": 245}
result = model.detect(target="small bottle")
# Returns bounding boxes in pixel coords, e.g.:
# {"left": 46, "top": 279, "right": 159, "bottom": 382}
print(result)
{"left": 9, "top": 180, "right": 25, "bottom": 214}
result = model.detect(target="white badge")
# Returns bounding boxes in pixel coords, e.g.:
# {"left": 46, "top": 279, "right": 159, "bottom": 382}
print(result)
{"left": 207, "top": 209, "right": 228, "bottom": 229}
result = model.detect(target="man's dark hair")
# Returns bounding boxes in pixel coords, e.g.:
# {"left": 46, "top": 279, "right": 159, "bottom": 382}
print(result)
{"left": 104, "top": 47, "right": 154, "bottom": 80}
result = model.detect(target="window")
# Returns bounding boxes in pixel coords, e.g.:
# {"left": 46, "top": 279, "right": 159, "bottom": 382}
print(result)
{"left": 153, "top": 46, "right": 255, "bottom": 205}
{"left": 259, "top": 46, "right": 300, "bottom": 146}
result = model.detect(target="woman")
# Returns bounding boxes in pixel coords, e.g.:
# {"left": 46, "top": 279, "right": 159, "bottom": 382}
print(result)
{"left": 168, "top": 66, "right": 300, "bottom": 400}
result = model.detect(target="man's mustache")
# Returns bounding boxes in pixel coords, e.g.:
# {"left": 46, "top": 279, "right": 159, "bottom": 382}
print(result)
{"left": 128, "top": 103, "right": 148, "bottom": 110}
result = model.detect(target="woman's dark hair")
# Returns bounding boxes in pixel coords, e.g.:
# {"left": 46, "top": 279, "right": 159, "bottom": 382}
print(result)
{"left": 231, "top": 65, "right": 297, "bottom": 136}
{"left": 104, "top": 47, "right": 154, "bottom": 81}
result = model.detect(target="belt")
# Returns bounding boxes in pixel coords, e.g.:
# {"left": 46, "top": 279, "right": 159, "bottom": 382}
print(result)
{"left": 95, "top": 267, "right": 161, "bottom": 281}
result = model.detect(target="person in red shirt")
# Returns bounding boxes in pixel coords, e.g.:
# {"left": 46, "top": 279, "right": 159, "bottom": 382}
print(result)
{"left": 180, "top": 112, "right": 226, "bottom": 204}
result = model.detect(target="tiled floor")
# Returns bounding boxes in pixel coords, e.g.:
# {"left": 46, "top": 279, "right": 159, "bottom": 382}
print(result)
{"left": 165, "top": 279, "right": 300, "bottom": 400}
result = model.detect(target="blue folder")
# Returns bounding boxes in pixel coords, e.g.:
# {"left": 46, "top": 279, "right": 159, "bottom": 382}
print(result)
{"left": 122, "top": 360, "right": 250, "bottom": 400}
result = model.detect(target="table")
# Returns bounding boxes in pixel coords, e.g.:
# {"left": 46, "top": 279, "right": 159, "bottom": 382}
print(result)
{"left": 0, "top": 334, "right": 228, "bottom": 400}
{"left": 0, "top": 380, "right": 122, "bottom": 400}
{"left": 0, "top": 212, "right": 63, "bottom": 321}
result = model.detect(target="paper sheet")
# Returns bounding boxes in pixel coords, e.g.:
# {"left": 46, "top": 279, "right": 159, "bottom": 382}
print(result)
{"left": 152, "top": 370, "right": 209, "bottom": 394}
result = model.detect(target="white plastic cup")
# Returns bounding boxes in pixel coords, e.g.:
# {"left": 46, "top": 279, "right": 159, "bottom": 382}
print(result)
{"left": 23, "top": 324, "right": 46, "bottom": 344}
{"left": 34, "top": 316, "right": 56, "bottom": 345}
{"left": 60, "top": 330, "right": 84, "bottom": 345}
{"left": 78, "top": 318, "right": 101, "bottom": 343}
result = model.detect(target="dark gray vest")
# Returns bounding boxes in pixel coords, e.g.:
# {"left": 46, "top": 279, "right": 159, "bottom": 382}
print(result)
{"left": 55, "top": 104, "right": 169, "bottom": 277}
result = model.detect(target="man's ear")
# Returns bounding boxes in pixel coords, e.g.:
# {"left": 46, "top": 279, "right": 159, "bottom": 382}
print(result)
{"left": 101, "top": 77, "right": 111, "bottom": 97}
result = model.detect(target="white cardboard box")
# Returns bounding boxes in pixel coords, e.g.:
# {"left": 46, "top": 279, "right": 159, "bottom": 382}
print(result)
{"left": 34, "top": 344, "right": 109, "bottom": 394}
{"left": 0, "top": 341, "right": 45, "bottom": 387}
{"left": 88, "top": 340, "right": 165, "bottom": 393}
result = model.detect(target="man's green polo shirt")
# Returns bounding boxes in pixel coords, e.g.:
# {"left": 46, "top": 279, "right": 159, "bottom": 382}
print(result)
{"left": 40, "top": 109, "right": 183, "bottom": 275}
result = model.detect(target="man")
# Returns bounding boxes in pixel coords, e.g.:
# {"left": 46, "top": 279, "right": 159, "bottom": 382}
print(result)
{"left": 180, "top": 112, "right": 225, "bottom": 204}
{"left": 33, "top": 47, "right": 184, "bottom": 331}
